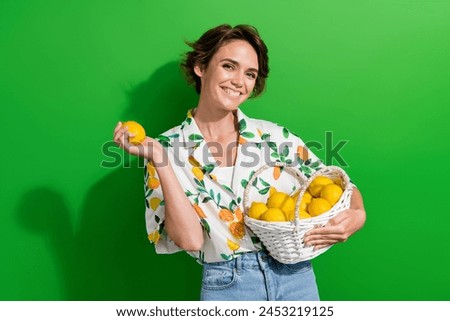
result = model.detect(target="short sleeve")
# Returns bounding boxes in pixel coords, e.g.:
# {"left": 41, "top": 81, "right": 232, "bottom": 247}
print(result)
{"left": 144, "top": 160, "right": 182, "bottom": 254}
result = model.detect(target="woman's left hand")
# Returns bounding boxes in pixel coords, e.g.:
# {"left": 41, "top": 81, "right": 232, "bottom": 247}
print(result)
{"left": 303, "top": 188, "right": 366, "bottom": 250}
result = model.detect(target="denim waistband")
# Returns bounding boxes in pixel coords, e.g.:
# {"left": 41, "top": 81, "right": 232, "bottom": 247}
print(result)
{"left": 203, "top": 250, "right": 274, "bottom": 270}
{"left": 235, "top": 251, "right": 273, "bottom": 271}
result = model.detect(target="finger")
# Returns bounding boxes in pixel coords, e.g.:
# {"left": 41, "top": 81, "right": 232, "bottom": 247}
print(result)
{"left": 306, "top": 238, "right": 336, "bottom": 248}
{"left": 121, "top": 131, "right": 135, "bottom": 150}
{"left": 113, "top": 121, "right": 123, "bottom": 134}
{"left": 116, "top": 131, "right": 131, "bottom": 151}
{"left": 305, "top": 224, "right": 346, "bottom": 237}
{"left": 306, "top": 214, "right": 353, "bottom": 235}
{"left": 113, "top": 126, "right": 125, "bottom": 142}
{"left": 113, "top": 123, "right": 125, "bottom": 141}
{"left": 114, "top": 126, "right": 128, "bottom": 143}
{"left": 304, "top": 233, "right": 346, "bottom": 244}
{"left": 314, "top": 244, "right": 332, "bottom": 251}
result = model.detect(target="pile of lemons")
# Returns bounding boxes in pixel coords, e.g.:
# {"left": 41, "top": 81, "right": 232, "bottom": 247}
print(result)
{"left": 300, "top": 176, "right": 344, "bottom": 219}
{"left": 248, "top": 188, "right": 295, "bottom": 222}
{"left": 248, "top": 176, "right": 344, "bottom": 222}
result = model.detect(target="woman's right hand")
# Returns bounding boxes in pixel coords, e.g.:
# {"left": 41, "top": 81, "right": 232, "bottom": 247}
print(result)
{"left": 113, "top": 121, "right": 165, "bottom": 163}
{"left": 114, "top": 122, "right": 204, "bottom": 250}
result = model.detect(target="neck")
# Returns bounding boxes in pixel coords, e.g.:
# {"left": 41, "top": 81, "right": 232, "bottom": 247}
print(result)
{"left": 193, "top": 105, "right": 238, "bottom": 141}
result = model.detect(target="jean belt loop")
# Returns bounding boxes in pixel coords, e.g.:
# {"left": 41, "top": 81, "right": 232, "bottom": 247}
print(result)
{"left": 259, "top": 250, "right": 268, "bottom": 262}
{"left": 236, "top": 254, "right": 242, "bottom": 273}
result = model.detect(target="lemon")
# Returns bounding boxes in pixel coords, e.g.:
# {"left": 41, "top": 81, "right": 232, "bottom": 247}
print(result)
{"left": 302, "top": 191, "right": 313, "bottom": 204}
{"left": 267, "top": 191, "right": 294, "bottom": 219}
{"left": 269, "top": 186, "right": 278, "bottom": 196}
{"left": 281, "top": 197, "right": 294, "bottom": 220}
{"left": 147, "top": 177, "right": 160, "bottom": 189}
{"left": 122, "top": 121, "right": 146, "bottom": 144}
{"left": 193, "top": 204, "right": 207, "bottom": 218}
{"left": 219, "top": 209, "right": 234, "bottom": 222}
{"left": 308, "top": 176, "right": 333, "bottom": 197}
{"left": 300, "top": 199, "right": 308, "bottom": 212}
{"left": 149, "top": 197, "right": 161, "bottom": 211}
{"left": 292, "top": 190, "right": 300, "bottom": 203}
{"left": 147, "top": 162, "right": 156, "bottom": 177}
{"left": 148, "top": 230, "right": 160, "bottom": 244}
{"left": 248, "top": 202, "right": 268, "bottom": 220}
{"left": 192, "top": 167, "right": 204, "bottom": 181}
{"left": 273, "top": 166, "right": 281, "bottom": 180}
{"left": 188, "top": 155, "right": 201, "bottom": 167}
{"left": 311, "top": 176, "right": 334, "bottom": 186}
{"left": 227, "top": 238, "right": 240, "bottom": 251}
{"left": 308, "top": 184, "right": 322, "bottom": 198}
{"left": 229, "top": 222, "right": 245, "bottom": 239}
{"left": 308, "top": 198, "right": 332, "bottom": 216}
{"left": 267, "top": 191, "right": 290, "bottom": 208}
{"left": 234, "top": 207, "right": 244, "bottom": 222}
{"left": 299, "top": 211, "right": 312, "bottom": 219}
{"left": 260, "top": 208, "right": 287, "bottom": 222}
{"left": 320, "top": 183, "right": 343, "bottom": 206}
{"left": 284, "top": 200, "right": 296, "bottom": 220}
{"left": 239, "top": 136, "right": 248, "bottom": 145}
{"left": 332, "top": 177, "right": 344, "bottom": 187}
{"left": 285, "top": 211, "right": 295, "bottom": 221}
{"left": 299, "top": 191, "right": 313, "bottom": 211}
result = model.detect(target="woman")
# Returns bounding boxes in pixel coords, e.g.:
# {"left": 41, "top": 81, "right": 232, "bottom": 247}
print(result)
{"left": 113, "top": 24, "right": 366, "bottom": 301}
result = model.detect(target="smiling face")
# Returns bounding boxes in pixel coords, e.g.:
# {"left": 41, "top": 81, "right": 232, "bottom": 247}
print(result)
{"left": 194, "top": 40, "right": 259, "bottom": 112}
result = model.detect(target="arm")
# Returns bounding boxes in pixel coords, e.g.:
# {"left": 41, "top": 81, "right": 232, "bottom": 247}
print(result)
{"left": 153, "top": 157, "right": 204, "bottom": 251}
{"left": 303, "top": 187, "right": 366, "bottom": 250}
{"left": 114, "top": 122, "right": 204, "bottom": 251}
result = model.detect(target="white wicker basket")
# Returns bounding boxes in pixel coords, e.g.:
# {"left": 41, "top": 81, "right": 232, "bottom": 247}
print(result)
{"left": 243, "top": 162, "right": 353, "bottom": 264}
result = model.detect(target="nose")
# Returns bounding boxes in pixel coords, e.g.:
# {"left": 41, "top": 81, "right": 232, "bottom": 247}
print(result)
{"left": 231, "top": 73, "right": 244, "bottom": 88}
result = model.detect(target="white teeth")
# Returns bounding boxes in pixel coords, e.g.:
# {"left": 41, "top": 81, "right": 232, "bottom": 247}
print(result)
{"left": 223, "top": 87, "right": 241, "bottom": 97}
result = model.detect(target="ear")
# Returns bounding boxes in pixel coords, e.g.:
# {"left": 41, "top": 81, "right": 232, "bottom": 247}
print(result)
{"left": 194, "top": 64, "right": 203, "bottom": 78}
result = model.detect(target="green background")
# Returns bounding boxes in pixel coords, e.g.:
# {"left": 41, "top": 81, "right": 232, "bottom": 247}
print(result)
{"left": 1, "top": 0, "right": 449, "bottom": 300}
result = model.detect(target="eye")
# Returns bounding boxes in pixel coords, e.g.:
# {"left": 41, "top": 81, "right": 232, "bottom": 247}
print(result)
{"left": 246, "top": 72, "right": 257, "bottom": 80}
{"left": 223, "top": 63, "right": 234, "bottom": 70}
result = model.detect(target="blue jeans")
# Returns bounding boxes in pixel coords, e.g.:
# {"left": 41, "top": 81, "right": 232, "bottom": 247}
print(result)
{"left": 200, "top": 251, "right": 320, "bottom": 301}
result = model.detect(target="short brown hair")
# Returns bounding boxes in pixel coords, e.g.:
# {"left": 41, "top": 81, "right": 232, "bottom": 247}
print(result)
{"left": 181, "top": 24, "right": 269, "bottom": 98}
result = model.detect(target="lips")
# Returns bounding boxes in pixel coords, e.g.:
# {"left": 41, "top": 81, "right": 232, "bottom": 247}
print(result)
{"left": 221, "top": 87, "right": 242, "bottom": 97}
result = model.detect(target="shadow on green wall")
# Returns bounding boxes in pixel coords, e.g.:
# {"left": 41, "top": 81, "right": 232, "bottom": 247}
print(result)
{"left": 17, "top": 61, "right": 202, "bottom": 300}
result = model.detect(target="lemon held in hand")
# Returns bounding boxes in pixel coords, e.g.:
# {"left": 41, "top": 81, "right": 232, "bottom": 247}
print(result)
{"left": 122, "top": 121, "right": 146, "bottom": 144}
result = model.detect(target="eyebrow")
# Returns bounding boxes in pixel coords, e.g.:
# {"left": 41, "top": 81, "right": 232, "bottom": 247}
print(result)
{"left": 220, "top": 58, "right": 259, "bottom": 73}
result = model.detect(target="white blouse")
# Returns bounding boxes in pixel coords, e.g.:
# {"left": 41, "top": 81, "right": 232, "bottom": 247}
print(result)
{"left": 144, "top": 108, "right": 324, "bottom": 264}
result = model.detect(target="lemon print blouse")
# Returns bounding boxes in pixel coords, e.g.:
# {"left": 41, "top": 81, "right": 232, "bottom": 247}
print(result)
{"left": 144, "top": 108, "right": 324, "bottom": 264}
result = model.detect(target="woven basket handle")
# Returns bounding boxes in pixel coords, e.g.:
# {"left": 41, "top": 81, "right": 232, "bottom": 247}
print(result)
{"left": 243, "top": 162, "right": 308, "bottom": 223}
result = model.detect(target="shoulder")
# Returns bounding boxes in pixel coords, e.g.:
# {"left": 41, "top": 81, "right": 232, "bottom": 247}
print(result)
{"left": 244, "top": 114, "right": 303, "bottom": 144}
{"left": 158, "top": 125, "right": 182, "bottom": 137}
{"left": 242, "top": 113, "right": 278, "bottom": 129}
{"left": 154, "top": 125, "right": 183, "bottom": 147}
